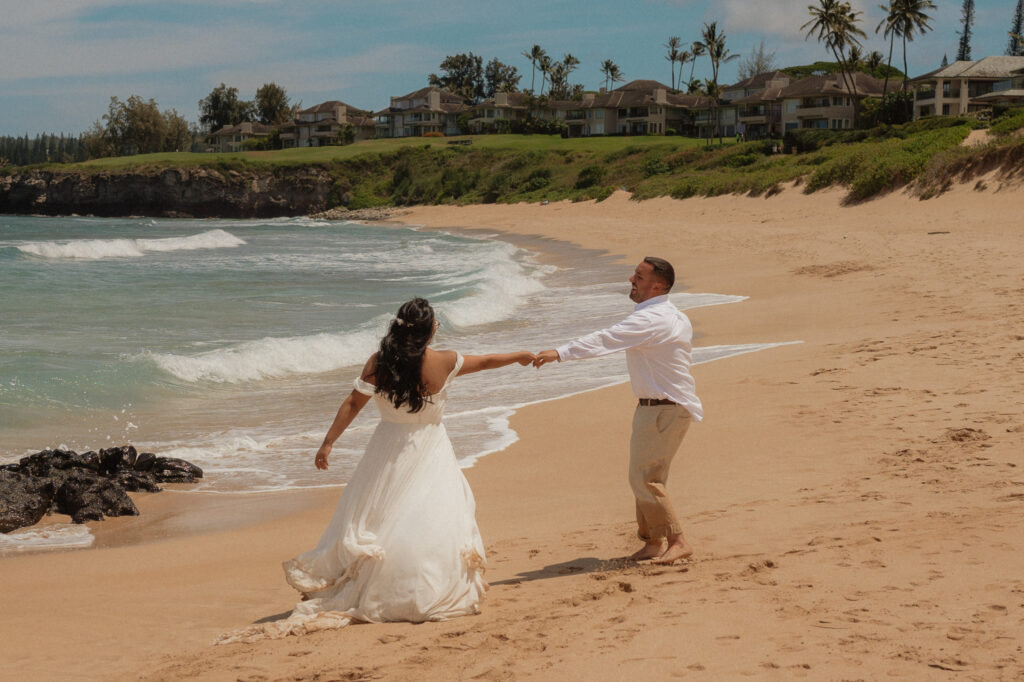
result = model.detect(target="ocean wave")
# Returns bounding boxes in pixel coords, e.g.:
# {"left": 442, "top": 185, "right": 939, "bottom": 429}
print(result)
{"left": 144, "top": 324, "right": 385, "bottom": 383}
{"left": 16, "top": 229, "right": 245, "bottom": 260}
{"left": 435, "top": 242, "right": 553, "bottom": 328}
{"left": 0, "top": 524, "right": 95, "bottom": 553}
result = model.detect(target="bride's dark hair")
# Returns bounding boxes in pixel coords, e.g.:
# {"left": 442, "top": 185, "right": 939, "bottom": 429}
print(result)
{"left": 374, "top": 297, "right": 435, "bottom": 413}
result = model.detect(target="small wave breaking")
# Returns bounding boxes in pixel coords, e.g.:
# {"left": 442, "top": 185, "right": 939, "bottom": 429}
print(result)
{"left": 17, "top": 229, "right": 245, "bottom": 260}
{"left": 0, "top": 524, "right": 95, "bottom": 553}
{"left": 145, "top": 325, "right": 385, "bottom": 383}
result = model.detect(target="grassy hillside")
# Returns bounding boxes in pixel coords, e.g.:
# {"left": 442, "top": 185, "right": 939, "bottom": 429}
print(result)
{"left": 7, "top": 110, "right": 1023, "bottom": 207}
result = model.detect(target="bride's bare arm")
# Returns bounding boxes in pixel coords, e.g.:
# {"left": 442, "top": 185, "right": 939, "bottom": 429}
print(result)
{"left": 315, "top": 356, "right": 376, "bottom": 470}
{"left": 458, "top": 351, "right": 536, "bottom": 376}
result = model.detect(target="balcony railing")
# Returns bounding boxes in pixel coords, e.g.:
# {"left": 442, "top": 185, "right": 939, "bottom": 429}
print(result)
{"left": 915, "top": 89, "right": 935, "bottom": 101}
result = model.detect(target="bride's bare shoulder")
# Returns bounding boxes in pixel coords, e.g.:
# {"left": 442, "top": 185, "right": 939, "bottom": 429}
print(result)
{"left": 426, "top": 349, "right": 459, "bottom": 372}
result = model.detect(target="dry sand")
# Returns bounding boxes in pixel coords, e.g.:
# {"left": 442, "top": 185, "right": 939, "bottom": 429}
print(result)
{"left": 1, "top": 179, "right": 1022, "bottom": 681}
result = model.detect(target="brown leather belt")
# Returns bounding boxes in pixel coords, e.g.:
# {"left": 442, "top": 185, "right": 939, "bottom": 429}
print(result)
{"left": 638, "top": 398, "right": 677, "bottom": 406}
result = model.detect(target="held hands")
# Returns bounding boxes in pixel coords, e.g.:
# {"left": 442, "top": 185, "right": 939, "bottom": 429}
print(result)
{"left": 516, "top": 351, "right": 538, "bottom": 366}
{"left": 532, "top": 349, "right": 559, "bottom": 368}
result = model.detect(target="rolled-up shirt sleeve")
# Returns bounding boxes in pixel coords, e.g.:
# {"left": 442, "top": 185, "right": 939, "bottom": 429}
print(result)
{"left": 556, "top": 312, "right": 655, "bottom": 361}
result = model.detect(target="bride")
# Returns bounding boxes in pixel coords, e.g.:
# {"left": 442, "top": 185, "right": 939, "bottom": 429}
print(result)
{"left": 219, "top": 298, "right": 534, "bottom": 642}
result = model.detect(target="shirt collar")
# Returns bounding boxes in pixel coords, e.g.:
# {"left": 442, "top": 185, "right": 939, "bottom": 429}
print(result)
{"left": 634, "top": 293, "right": 670, "bottom": 311}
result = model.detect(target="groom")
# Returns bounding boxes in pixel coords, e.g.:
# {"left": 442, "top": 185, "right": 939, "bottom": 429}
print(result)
{"left": 533, "top": 256, "right": 702, "bottom": 564}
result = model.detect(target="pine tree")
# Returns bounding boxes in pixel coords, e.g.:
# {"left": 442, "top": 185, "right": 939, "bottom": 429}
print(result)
{"left": 1009, "top": 0, "right": 1024, "bottom": 56}
{"left": 956, "top": 0, "right": 974, "bottom": 61}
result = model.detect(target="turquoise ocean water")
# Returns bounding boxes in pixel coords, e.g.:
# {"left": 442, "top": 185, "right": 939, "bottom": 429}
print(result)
{"left": 0, "top": 214, "right": 790, "bottom": 548}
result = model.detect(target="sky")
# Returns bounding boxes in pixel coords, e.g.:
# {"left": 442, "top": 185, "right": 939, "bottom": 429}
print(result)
{"left": 0, "top": 0, "right": 1016, "bottom": 136}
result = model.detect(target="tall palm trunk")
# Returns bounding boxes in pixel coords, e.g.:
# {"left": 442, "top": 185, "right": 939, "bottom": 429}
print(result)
{"left": 901, "top": 36, "right": 910, "bottom": 90}
{"left": 882, "top": 33, "right": 895, "bottom": 97}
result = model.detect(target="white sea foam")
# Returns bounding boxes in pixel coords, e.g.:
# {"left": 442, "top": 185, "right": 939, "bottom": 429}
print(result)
{"left": 0, "top": 524, "right": 95, "bottom": 553}
{"left": 17, "top": 229, "right": 244, "bottom": 260}
{"left": 146, "top": 324, "right": 385, "bottom": 383}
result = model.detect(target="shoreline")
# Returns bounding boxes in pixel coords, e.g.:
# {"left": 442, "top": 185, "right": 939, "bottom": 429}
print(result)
{"left": 2, "top": 182, "right": 1022, "bottom": 679}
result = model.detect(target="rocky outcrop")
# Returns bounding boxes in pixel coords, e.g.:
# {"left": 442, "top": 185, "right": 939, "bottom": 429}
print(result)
{"left": 0, "top": 166, "right": 341, "bottom": 218}
{"left": 0, "top": 445, "right": 203, "bottom": 532}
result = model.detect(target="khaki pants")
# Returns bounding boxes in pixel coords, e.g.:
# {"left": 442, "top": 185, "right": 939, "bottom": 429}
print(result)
{"left": 629, "top": 404, "right": 691, "bottom": 541}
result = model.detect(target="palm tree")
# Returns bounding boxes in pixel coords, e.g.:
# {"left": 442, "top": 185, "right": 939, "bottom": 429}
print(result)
{"left": 689, "top": 41, "right": 706, "bottom": 87}
{"left": 538, "top": 55, "right": 553, "bottom": 96}
{"left": 521, "top": 45, "right": 546, "bottom": 93}
{"left": 877, "top": 1, "right": 935, "bottom": 95}
{"left": 847, "top": 44, "right": 864, "bottom": 70}
{"left": 803, "top": 0, "right": 867, "bottom": 108}
{"left": 895, "top": 0, "right": 936, "bottom": 91}
{"left": 664, "top": 37, "right": 682, "bottom": 91}
{"left": 700, "top": 22, "right": 739, "bottom": 142}
{"left": 600, "top": 59, "right": 624, "bottom": 91}
{"left": 865, "top": 50, "right": 885, "bottom": 75}
{"left": 675, "top": 50, "right": 692, "bottom": 91}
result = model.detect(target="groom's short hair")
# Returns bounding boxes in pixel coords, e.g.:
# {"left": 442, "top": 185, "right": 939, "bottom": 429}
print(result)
{"left": 643, "top": 256, "right": 674, "bottom": 291}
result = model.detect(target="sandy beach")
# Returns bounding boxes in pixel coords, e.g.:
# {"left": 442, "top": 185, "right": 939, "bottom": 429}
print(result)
{"left": 2, "top": 177, "right": 1022, "bottom": 681}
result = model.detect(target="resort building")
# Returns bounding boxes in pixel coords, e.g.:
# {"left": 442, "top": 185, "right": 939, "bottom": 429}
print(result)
{"left": 970, "top": 65, "right": 1024, "bottom": 109}
{"left": 374, "top": 87, "right": 468, "bottom": 138}
{"left": 910, "top": 56, "right": 1024, "bottom": 119}
{"left": 777, "top": 72, "right": 886, "bottom": 131}
{"left": 557, "top": 80, "right": 710, "bottom": 137}
{"left": 209, "top": 122, "right": 276, "bottom": 152}
{"left": 465, "top": 91, "right": 529, "bottom": 132}
{"left": 722, "top": 71, "right": 792, "bottom": 139}
{"left": 279, "top": 100, "right": 376, "bottom": 148}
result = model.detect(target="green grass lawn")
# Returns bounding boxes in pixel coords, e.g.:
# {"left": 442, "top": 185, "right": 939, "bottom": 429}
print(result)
{"left": 73, "top": 134, "right": 713, "bottom": 170}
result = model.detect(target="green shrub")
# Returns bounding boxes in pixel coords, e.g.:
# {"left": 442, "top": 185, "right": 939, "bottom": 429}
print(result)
{"left": 575, "top": 164, "right": 606, "bottom": 188}
{"left": 643, "top": 159, "right": 670, "bottom": 177}
{"left": 523, "top": 167, "right": 552, "bottom": 191}
{"left": 989, "top": 108, "right": 1024, "bottom": 137}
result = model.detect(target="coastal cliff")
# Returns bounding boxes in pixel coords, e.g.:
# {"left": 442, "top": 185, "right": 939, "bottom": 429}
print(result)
{"left": 0, "top": 166, "right": 339, "bottom": 218}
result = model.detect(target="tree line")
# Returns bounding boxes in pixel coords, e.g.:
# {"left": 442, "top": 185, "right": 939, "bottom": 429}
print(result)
{"left": 0, "top": 134, "right": 87, "bottom": 166}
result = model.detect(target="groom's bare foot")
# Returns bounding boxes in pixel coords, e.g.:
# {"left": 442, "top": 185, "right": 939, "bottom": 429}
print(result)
{"left": 629, "top": 541, "right": 665, "bottom": 561}
{"left": 653, "top": 538, "right": 693, "bottom": 565}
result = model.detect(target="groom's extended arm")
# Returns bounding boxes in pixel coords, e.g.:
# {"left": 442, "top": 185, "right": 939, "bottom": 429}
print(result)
{"left": 534, "top": 313, "right": 654, "bottom": 368}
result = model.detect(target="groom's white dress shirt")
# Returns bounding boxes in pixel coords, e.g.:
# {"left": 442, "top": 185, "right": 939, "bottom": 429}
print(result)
{"left": 555, "top": 294, "right": 703, "bottom": 421}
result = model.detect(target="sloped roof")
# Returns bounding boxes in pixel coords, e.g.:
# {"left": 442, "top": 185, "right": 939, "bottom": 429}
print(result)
{"left": 615, "top": 79, "right": 674, "bottom": 91}
{"left": 298, "top": 100, "right": 370, "bottom": 115}
{"left": 395, "top": 86, "right": 465, "bottom": 104}
{"left": 724, "top": 70, "right": 791, "bottom": 92}
{"left": 733, "top": 86, "right": 787, "bottom": 104}
{"left": 779, "top": 72, "right": 886, "bottom": 98}
{"left": 210, "top": 122, "right": 276, "bottom": 137}
{"left": 913, "top": 56, "right": 1024, "bottom": 81}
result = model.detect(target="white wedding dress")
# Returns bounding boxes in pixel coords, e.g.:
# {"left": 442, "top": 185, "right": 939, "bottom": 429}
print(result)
{"left": 218, "top": 353, "right": 486, "bottom": 643}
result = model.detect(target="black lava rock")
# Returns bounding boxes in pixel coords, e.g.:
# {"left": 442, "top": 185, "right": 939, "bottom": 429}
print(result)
{"left": 0, "top": 444, "right": 202, "bottom": 533}
{"left": 149, "top": 457, "right": 204, "bottom": 483}
{"left": 0, "top": 471, "right": 56, "bottom": 533}
{"left": 54, "top": 469, "right": 138, "bottom": 524}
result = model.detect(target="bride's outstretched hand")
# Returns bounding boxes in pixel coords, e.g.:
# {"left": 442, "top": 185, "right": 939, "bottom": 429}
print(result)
{"left": 315, "top": 444, "right": 331, "bottom": 470}
{"left": 516, "top": 351, "right": 538, "bottom": 366}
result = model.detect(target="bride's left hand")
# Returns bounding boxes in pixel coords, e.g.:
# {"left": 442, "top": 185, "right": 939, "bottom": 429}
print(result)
{"left": 315, "top": 445, "right": 331, "bottom": 470}
{"left": 516, "top": 351, "right": 537, "bottom": 366}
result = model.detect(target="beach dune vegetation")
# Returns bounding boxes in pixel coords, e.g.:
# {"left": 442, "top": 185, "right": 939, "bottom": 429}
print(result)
{"left": 4, "top": 113, "right": 1021, "bottom": 212}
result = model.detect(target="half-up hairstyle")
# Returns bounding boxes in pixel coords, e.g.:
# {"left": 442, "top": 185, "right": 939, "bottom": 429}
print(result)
{"left": 374, "top": 297, "right": 435, "bottom": 412}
